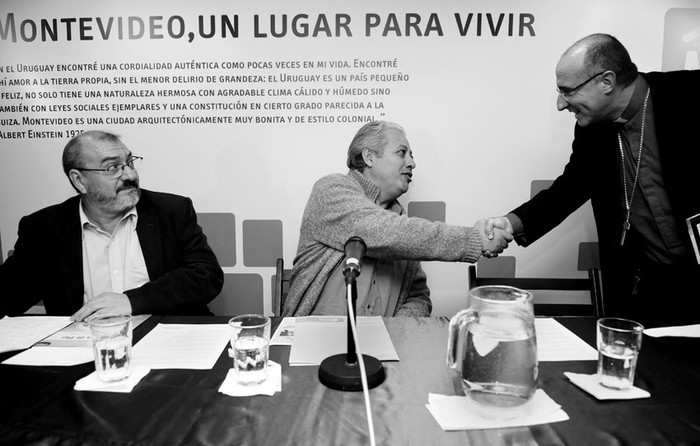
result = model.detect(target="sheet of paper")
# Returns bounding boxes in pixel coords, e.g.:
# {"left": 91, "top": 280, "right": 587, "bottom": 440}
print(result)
{"left": 270, "top": 317, "right": 296, "bottom": 346}
{"left": 0, "top": 316, "right": 72, "bottom": 354}
{"left": 289, "top": 316, "right": 399, "bottom": 366}
{"left": 132, "top": 323, "right": 229, "bottom": 369}
{"left": 644, "top": 324, "right": 700, "bottom": 338}
{"left": 34, "top": 314, "right": 152, "bottom": 348}
{"left": 2, "top": 346, "right": 94, "bottom": 366}
{"left": 535, "top": 318, "right": 598, "bottom": 362}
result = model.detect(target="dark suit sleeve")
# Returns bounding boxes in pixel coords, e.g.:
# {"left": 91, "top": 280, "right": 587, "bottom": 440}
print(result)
{"left": 125, "top": 195, "right": 223, "bottom": 315}
{"left": 0, "top": 217, "right": 43, "bottom": 317}
{"left": 510, "top": 127, "right": 602, "bottom": 247}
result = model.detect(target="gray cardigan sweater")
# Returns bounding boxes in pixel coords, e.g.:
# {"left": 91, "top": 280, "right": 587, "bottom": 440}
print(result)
{"left": 283, "top": 169, "right": 482, "bottom": 317}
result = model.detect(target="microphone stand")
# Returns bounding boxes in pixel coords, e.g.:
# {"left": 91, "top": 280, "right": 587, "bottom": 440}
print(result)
{"left": 318, "top": 243, "right": 386, "bottom": 391}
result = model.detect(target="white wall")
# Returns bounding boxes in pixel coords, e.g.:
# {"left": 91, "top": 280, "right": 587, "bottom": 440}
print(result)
{"left": 1, "top": 0, "right": 698, "bottom": 316}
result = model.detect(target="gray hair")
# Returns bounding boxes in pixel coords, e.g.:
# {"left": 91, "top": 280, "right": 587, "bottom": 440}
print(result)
{"left": 62, "top": 130, "right": 123, "bottom": 192}
{"left": 346, "top": 120, "right": 405, "bottom": 170}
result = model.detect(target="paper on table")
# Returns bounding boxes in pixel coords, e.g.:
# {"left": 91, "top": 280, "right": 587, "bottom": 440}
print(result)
{"left": 2, "top": 346, "right": 94, "bottom": 366}
{"left": 1, "top": 315, "right": 154, "bottom": 367}
{"left": 270, "top": 317, "right": 296, "bottom": 346}
{"left": 536, "top": 318, "right": 598, "bottom": 361}
{"left": 34, "top": 314, "right": 152, "bottom": 348}
{"left": 644, "top": 324, "right": 700, "bottom": 338}
{"left": 132, "top": 323, "right": 229, "bottom": 369}
{"left": 426, "top": 389, "right": 569, "bottom": 431}
{"left": 289, "top": 316, "right": 399, "bottom": 366}
{"left": 0, "top": 316, "right": 71, "bottom": 354}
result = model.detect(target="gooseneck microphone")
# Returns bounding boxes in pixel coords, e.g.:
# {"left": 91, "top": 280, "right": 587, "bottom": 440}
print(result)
{"left": 318, "top": 236, "right": 386, "bottom": 392}
{"left": 343, "top": 236, "right": 366, "bottom": 279}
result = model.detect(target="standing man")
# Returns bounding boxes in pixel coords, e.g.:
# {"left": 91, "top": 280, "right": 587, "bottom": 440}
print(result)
{"left": 0, "top": 130, "right": 223, "bottom": 321}
{"left": 283, "top": 120, "right": 512, "bottom": 317}
{"left": 486, "top": 34, "right": 700, "bottom": 327}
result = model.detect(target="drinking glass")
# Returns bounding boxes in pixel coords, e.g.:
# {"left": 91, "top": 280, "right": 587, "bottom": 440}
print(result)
{"left": 89, "top": 314, "right": 133, "bottom": 382}
{"left": 597, "top": 317, "right": 644, "bottom": 389}
{"left": 229, "top": 314, "right": 271, "bottom": 385}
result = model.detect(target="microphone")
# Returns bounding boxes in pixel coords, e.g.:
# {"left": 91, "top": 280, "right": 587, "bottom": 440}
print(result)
{"left": 319, "top": 235, "right": 385, "bottom": 392}
{"left": 343, "top": 236, "right": 366, "bottom": 278}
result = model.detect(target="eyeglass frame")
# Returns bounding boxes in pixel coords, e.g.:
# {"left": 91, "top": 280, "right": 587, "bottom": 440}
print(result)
{"left": 73, "top": 156, "right": 143, "bottom": 178}
{"left": 556, "top": 70, "right": 608, "bottom": 99}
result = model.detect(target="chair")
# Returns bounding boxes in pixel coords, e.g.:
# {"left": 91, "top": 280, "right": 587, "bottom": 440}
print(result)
{"left": 273, "top": 258, "right": 292, "bottom": 316}
{"left": 468, "top": 264, "right": 604, "bottom": 318}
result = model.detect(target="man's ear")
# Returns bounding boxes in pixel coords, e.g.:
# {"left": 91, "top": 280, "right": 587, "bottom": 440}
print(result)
{"left": 600, "top": 70, "right": 617, "bottom": 95}
{"left": 68, "top": 170, "right": 88, "bottom": 194}
{"left": 362, "top": 148, "right": 374, "bottom": 167}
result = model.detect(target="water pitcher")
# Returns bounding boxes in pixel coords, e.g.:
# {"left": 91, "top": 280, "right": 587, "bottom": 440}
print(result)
{"left": 447, "top": 285, "right": 538, "bottom": 418}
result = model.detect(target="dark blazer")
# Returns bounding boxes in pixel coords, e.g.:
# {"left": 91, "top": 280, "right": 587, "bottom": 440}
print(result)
{"left": 510, "top": 70, "right": 700, "bottom": 318}
{"left": 0, "top": 189, "right": 223, "bottom": 317}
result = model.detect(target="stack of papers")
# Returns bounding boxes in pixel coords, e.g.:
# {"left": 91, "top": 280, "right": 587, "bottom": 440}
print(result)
{"left": 0, "top": 316, "right": 72, "bottom": 354}
{"left": 288, "top": 316, "right": 399, "bottom": 366}
{"left": 1, "top": 315, "right": 151, "bottom": 367}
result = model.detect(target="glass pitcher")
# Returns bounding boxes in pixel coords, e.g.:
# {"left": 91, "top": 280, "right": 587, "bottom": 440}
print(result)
{"left": 447, "top": 285, "right": 538, "bottom": 418}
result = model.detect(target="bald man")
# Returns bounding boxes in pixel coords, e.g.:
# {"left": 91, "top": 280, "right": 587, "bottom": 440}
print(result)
{"left": 485, "top": 33, "right": 700, "bottom": 327}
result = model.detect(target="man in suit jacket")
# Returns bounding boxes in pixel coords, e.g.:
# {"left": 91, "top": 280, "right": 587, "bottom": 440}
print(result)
{"left": 0, "top": 130, "right": 223, "bottom": 321}
{"left": 485, "top": 34, "right": 700, "bottom": 327}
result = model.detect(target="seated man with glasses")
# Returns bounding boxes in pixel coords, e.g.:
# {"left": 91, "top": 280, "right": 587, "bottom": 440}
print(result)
{"left": 482, "top": 33, "right": 700, "bottom": 327}
{"left": 0, "top": 130, "right": 224, "bottom": 321}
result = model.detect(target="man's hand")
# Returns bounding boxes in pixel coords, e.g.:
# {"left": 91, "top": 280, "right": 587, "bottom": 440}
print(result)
{"left": 71, "top": 292, "right": 132, "bottom": 322}
{"left": 475, "top": 218, "right": 513, "bottom": 258}
{"left": 483, "top": 216, "right": 514, "bottom": 241}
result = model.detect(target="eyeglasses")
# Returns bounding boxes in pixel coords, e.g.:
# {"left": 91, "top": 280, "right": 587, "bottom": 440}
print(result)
{"left": 556, "top": 71, "right": 607, "bottom": 98}
{"left": 75, "top": 156, "right": 143, "bottom": 178}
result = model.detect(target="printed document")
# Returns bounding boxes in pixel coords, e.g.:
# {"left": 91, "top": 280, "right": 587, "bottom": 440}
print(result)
{"left": 132, "top": 323, "right": 230, "bottom": 369}
{"left": 536, "top": 318, "right": 598, "bottom": 361}
{"left": 289, "top": 316, "right": 399, "bottom": 366}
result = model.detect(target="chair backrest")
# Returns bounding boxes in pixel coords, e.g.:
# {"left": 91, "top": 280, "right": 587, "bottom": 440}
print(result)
{"left": 273, "top": 258, "right": 292, "bottom": 316}
{"left": 468, "top": 264, "right": 604, "bottom": 318}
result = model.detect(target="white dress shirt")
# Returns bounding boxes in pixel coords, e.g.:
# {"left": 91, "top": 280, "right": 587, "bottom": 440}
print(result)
{"left": 80, "top": 202, "right": 150, "bottom": 304}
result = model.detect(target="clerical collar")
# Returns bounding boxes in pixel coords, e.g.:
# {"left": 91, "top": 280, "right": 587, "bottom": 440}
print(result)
{"left": 613, "top": 75, "right": 649, "bottom": 124}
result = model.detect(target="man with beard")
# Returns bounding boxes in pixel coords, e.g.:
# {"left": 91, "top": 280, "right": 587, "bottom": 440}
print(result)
{"left": 0, "top": 131, "right": 223, "bottom": 321}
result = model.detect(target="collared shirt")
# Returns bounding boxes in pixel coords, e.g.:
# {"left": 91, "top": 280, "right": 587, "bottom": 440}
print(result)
{"left": 618, "top": 75, "right": 689, "bottom": 263}
{"left": 310, "top": 196, "right": 408, "bottom": 317}
{"left": 80, "top": 202, "right": 150, "bottom": 303}
{"left": 310, "top": 256, "right": 407, "bottom": 317}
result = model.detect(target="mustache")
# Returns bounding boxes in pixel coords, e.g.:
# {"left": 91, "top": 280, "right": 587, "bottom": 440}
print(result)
{"left": 117, "top": 180, "right": 139, "bottom": 192}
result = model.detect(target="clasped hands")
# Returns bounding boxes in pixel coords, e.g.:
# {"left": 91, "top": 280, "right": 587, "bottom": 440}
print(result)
{"left": 475, "top": 216, "right": 513, "bottom": 258}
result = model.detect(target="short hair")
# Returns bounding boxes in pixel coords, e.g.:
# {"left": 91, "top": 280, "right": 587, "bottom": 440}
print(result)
{"left": 578, "top": 34, "right": 638, "bottom": 88}
{"left": 62, "top": 130, "right": 123, "bottom": 193}
{"left": 62, "top": 130, "right": 122, "bottom": 176}
{"left": 346, "top": 121, "right": 405, "bottom": 170}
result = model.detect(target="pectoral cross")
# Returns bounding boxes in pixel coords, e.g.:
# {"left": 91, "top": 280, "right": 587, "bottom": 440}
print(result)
{"left": 620, "top": 213, "right": 631, "bottom": 246}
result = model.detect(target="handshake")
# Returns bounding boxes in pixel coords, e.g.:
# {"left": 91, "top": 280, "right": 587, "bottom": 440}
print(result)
{"left": 475, "top": 216, "right": 514, "bottom": 259}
